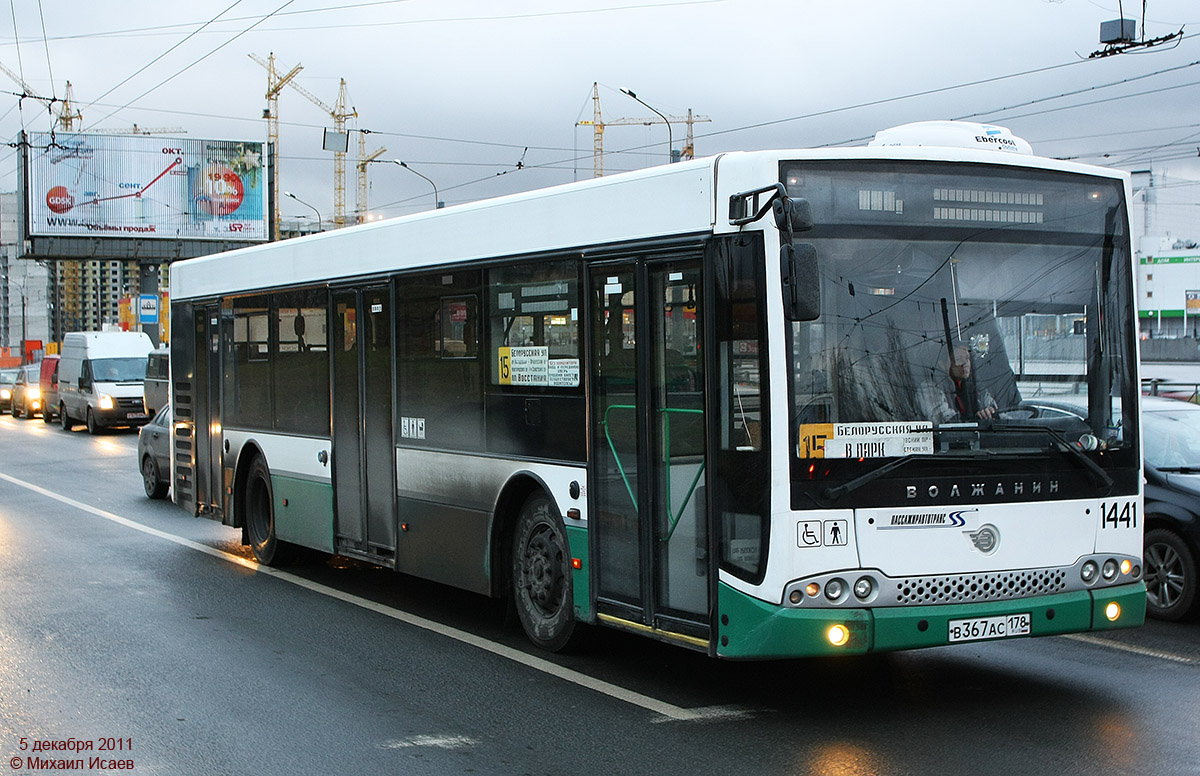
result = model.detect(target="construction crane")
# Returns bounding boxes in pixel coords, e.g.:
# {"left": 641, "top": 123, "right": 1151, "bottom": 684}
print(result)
{"left": 249, "top": 53, "right": 303, "bottom": 238}
{"left": 575, "top": 82, "right": 710, "bottom": 177}
{"left": 250, "top": 54, "right": 358, "bottom": 228}
{"left": 0, "top": 61, "right": 59, "bottom": 126}
{"left": 355, "top": 130, "right": 386, "bottom": 224}
{"left": 55, "top": 81, "right": 82, "bottom": 130}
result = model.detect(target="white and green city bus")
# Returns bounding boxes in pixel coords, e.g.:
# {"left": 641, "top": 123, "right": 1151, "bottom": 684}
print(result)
{"left": 169, "top": 121, "right": 1145, "bottom": 658}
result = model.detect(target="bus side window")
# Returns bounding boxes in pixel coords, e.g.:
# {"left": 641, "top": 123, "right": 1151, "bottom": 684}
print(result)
{"left": 397, "top": 270, "right": 484, "bottom": 451}
{"left": 486, "top": 259, "right": 580, "bottom": 389}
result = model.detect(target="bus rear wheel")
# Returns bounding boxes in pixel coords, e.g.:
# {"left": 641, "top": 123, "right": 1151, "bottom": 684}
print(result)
{"left": 244, "top": 456, "right": 294, "bottom": 566}
{"left": 512, "top": 493, "right": 577, "bottom": 651}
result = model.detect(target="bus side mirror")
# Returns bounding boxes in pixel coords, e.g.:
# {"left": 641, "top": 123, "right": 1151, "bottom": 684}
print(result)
{"left": 773, "top": 197, "right": 813, "bottom": 233}
{"left": 782, "top": 243, "right": 820, "bottom": 321}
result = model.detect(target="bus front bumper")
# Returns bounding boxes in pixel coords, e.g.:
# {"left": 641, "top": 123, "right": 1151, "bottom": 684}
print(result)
{"left": 716, "top": 581, "right": 1146, "bottom": 659}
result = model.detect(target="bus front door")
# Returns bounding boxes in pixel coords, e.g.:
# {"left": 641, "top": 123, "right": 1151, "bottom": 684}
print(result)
{"left": 591, "top": 257, "right": 709, "bottom": 645}
{"left": 332, "top": 286, "right": 398, "bottom": 563}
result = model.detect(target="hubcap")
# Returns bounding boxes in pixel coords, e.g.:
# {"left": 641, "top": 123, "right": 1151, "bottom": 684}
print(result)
{"left": 523, "top": 523, "right": 564, "bottom": 616}
{"left": 1145, "top": 542, "right": 1185, "bottom": 610}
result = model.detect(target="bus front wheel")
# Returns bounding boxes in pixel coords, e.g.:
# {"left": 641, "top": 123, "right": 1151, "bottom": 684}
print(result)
{"left": 512, "top": 493, "right": 577, "bottom": 652}
{"left": 244, "top": 457, "right": 293, "bottom": 566}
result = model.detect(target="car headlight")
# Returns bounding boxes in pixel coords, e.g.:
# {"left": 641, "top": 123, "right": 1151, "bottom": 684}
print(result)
{"left": 27, "top": 387, "right": 40, "bottom": 400}
{"left": 0, "top": 389, "right": 10, "bottom": 400}
{"left": 98, "top": 394, "right": 114, "bottom": 410}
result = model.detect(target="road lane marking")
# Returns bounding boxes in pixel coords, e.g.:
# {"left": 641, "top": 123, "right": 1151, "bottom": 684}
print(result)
{"left": 379, "top": 735, "right": 479, "bottom": 750}
{"left": 0, "top": 471, "right": 736, "bottom": 722}
{"left": 1060, "top": 633, "right": 1199, "bottom": 665}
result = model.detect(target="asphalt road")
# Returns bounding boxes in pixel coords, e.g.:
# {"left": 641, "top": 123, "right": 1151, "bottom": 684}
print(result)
{"left": 0, "top": 412, "right": 1197, "bottom": 775}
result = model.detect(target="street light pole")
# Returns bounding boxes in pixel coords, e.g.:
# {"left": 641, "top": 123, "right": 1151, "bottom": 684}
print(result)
{"left": 284, "top": 191, "right": 323, "bottom": 232}
{"left": 620, "top": 87, "right": 673, "bottom": 163}
{"left": 392, "top": 160, "right": 443, "bottom": 210}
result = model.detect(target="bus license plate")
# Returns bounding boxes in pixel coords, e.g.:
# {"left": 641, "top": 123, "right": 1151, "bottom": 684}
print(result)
{"left": 948, "top": 613, "right": 1031, "bottom": 643}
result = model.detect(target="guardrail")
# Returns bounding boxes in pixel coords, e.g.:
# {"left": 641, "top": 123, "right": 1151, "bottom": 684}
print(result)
{"left": 1142, "top": 379, "right": 1200, "bottom": 403}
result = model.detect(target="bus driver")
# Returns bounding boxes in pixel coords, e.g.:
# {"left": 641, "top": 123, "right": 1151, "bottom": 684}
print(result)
{"left": 918, "top": 344, "right": 997, "bottom": 424}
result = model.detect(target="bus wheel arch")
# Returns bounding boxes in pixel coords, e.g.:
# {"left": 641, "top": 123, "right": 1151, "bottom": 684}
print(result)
{"left": 492, "top": 476, "right": 543, "bottom": 598}
{"left": 235, "top": 445, "right": 296, "bottom": 566}
{"left": 509, "top": 486, "right": 578, "bottom": 652}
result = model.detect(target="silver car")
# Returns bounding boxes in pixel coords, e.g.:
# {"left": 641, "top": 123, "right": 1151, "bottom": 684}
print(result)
{"left": 0, "top": 367, "right": 18, "bottom": 412}
{"left": 137, "top": 404, "right": 171, "bottom": 499}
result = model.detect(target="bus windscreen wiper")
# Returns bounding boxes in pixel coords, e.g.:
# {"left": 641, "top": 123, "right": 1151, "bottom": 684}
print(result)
{"left": 987, "top": 422, "right": 1114, "bottom": 492}
{"left": 822, "top": 452, "right": 992, "bottom": 502}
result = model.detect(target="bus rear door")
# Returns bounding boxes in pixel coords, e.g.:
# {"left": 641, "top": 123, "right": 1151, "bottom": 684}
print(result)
{"left": 332, "top": 286, "right": 398, "bottom": 563}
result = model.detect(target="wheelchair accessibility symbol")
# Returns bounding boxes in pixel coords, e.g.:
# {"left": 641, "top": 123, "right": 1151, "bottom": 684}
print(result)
{"left": 798, "top": 519, "right": 849, "bottom": 548}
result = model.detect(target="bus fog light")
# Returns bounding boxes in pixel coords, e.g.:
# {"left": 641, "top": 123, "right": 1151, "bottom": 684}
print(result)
{"left": 853, "top": 577, "right": 873, "bottom": 600}
{"left": 827, "top": 624, "right": 850, "bottom": 647}
{"left": 805, "top": 582, "right": 821, "bottom": 598}
{"left": 1105, "top": 602, "right": 1121, "bottom": 622}
{"left": 825, "top": 578, "right": 846, "bottom": 601}
{"left": 1081, "top": 561, "right": 1098, "bottom": 584}
{"left": 1102, "top": 559, "right": 1118, "bottom": 581}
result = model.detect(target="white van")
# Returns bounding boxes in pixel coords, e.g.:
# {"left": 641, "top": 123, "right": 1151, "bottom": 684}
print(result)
{"left": 143, "top": 347, "right": 169, "bottom": 417}
{"left": 58, "top": 331, "right": 154, "bottom": 434}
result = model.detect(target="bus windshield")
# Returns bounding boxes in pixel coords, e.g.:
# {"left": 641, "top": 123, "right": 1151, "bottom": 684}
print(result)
{"left": 785, "top": 161, "right": 1137, "bottom": 478}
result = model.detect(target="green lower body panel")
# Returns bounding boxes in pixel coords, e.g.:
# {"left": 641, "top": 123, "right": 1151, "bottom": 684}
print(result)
{"left": 565, "top": 525, "right": 592, "bottom": 622}
{"left": 272, "top": 475, "right": 335, "bottom": 554}
{"left": 717, "top": 581, "right": 1146, "bottom": 659}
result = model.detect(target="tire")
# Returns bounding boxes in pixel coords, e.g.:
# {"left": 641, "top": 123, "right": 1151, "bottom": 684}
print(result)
{"left": 512, "top": 492, "right": 578, "bottom": 651}
{"left": 59, "top": 403, "right": 72, "bottom": 431}
{"left": 1144, "top": 526, "right": 1197, "bottom": 621}
{"left": 42, "top": 407, "right": 53, "bottom": 424}
{"left": 86, "top": 407, "right": 101, "bottom": 435}
{"left": 142, "top": 455, "right": 169, "bottom": 500}
{"left": 244, "top": 456, "right": 294, "bottom": 566}
{"left": 11, "top": 401, "right": 20, "bottom": 418}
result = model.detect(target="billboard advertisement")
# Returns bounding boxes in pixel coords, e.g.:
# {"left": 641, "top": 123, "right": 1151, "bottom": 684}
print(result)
{"left": 26, "top": 132, "right": 268, "bottom": 241}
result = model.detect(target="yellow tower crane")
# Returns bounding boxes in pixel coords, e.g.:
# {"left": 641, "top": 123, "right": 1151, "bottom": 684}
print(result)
{"left": 250, "top": 55, "right": 357, "bottom": 228}
{"left": 292, "top": 77, "right": 357, "bottom": 228}
{"left": 575, "top": 82, "right": 710, "bottom": 177}
{"left": 56, "top": 81, "right": 82, "bottom": 131}
{"left": 249, "top": 53, "right": 303, "bottom": 238}
{"left": 355, "top": 130, "right": 387, "bottom": 224}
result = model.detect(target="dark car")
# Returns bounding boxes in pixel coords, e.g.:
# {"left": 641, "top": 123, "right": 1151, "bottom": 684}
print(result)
{"left": 0, "top": 367, "right": 17, "bottom": 412}
{"left": 1141, "top": 397, "right": 1200, "bottom": 621}
{"left": 11, "top": 363, "right": 43, "bottom": 419}
{"left": 1007, "top": 394, "right": 1200, "bottom": 621}
{"left": 137, "top": 404, "right": 171, "bottom": 499}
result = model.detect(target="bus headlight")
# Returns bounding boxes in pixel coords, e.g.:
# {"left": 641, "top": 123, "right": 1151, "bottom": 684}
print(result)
{"left": 825, "top": 578, "right": 846, "bottom": 602}
{"left": 1101, "top": 559, "right": 1119, "bottom": 582}
{"left": 853, "top": 577, "right": 874, "bottom": 600}
{"left": 98, "top": 394, "right": 114, "bottom": 410}
{"left": 1081, "top": 561, "right": 1099, "bottom": 584}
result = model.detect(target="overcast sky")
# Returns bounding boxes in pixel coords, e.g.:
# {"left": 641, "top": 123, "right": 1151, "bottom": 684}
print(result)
{"left": 1, "top": 0, "right": 1197, "bottom": 233}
